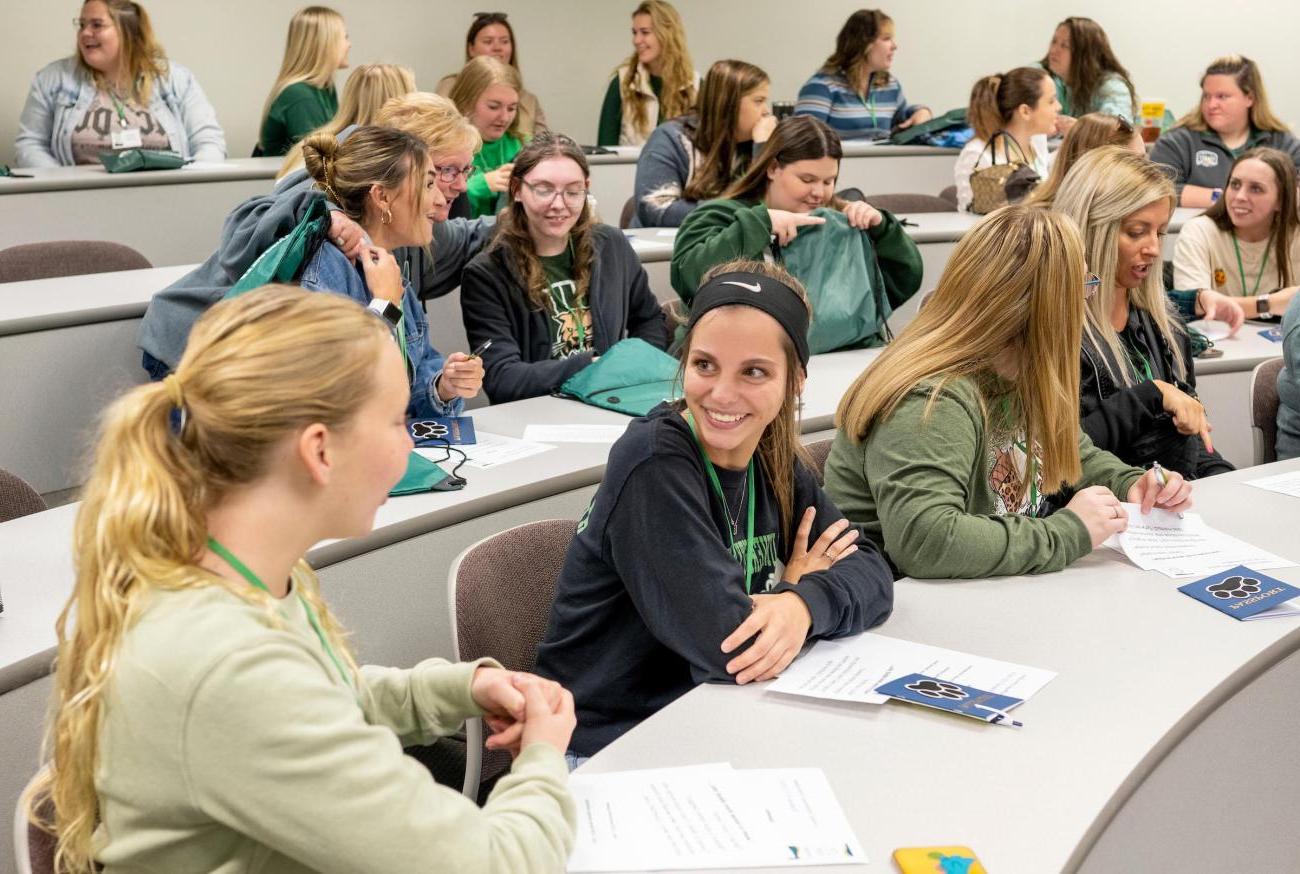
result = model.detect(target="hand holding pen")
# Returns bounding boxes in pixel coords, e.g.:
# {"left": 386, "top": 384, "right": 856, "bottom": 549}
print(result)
{"left": 1128, "top": 460, "right": 1193, "bottom": 516}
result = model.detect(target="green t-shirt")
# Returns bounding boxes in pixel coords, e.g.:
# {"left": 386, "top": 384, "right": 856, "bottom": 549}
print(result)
{"left": 259, "top": 82, "right": 338, "bottom": 157}
{"left": 539, "top": 246, "right": 592, "bottom": 359}
{"left": 466, "top": 134, "right": 523, "bottom": 218}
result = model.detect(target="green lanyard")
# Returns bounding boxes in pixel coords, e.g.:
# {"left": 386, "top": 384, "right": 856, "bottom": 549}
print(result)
{"left": 685, "top": 414, "right": 758, "bottom": 593}
{"left": 206, "top": 536, "right": 354, "bottom": 691}
{"left": 1128, "top": 347, "right": 1154, "bottom": 382}
{"left": 396, "top": 262, "right": 412, "bottom": 379}
{"left": 1231, "top": 232, "right": 1271, "bottom": 298}
{"left": 106, "top": 89, "right": 130, "bottom": 128}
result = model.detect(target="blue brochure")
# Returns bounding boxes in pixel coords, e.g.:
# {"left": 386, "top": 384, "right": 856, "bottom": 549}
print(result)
{"left": 875, "top": 673, "right": 1025, "bottom": 727}
{"left": 1178, "top": 565, "right": 1300, "bottom": 620}
{"left": 1259, "top": 327, "right": 1283, "bottom": 343}
{"left": 408, "top": 417, "right": 477, "bottom": 446}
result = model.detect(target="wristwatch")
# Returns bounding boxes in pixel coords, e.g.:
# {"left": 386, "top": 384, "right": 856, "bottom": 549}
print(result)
{"left": 1257, "top": 291, "right": 1273, "bottom": 319}
{"left": 367, "top": 298, "right": 402, "bottom": 327}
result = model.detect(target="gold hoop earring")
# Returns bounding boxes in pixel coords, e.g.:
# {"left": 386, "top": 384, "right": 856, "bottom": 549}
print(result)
{"left": 381, "top": 208, "right": 392, "bottom": 225}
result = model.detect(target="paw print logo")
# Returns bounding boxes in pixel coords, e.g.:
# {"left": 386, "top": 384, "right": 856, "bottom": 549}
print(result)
{"left": 1208, "top": 575, "right": 1262, "bottom": 599}
{"left": 411, "top": 421, "right": 449, "bottom": 440}
{"left": 905, "top": 679, "right": 967, "bottom": 700}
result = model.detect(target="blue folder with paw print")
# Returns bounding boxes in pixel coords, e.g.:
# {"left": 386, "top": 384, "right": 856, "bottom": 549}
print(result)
{"left": 1178, "top": 565, "right": 1300, "bottom": 620}
{"left": 875, "top": 673, "right": 1025, "bottom": 726}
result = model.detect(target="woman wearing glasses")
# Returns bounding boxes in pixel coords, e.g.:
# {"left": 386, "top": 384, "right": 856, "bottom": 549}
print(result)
{"left": 1054, "top": 147, "right": 1232, "bottom": 479}
{"left": 17, "top": 0, "right": 225, "bottom": 167}
{"left": 460, "top": 133, "right": 669, "bottom": 403}
{"left": 825, "top": 205, "right": 1189, "bottom": 580}
{"left": 436, "top": 11, "right": 547, "bottom": 139}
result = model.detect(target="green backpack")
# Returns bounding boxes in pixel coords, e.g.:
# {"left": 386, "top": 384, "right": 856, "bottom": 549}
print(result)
{"left": 558, "top": 338, "right": 681, "bottom": 417}
{"left": 225, "top": 198, "right": 331, "bottom": 299}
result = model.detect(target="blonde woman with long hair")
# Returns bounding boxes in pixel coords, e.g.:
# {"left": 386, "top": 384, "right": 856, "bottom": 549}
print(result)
{"left": 597, "top": 0, "right": 700, "bottom": 146}
{"left": 257, "top": 5, "right": 349, "bottom": 156}
{"left": 1055, "top": 147, "right": 1233, "bottom": 479}
{"left": 276, "top": 63, "right": 415, "bottom": 179}
{"left": 825, "top": 205, "right": 1191, "bottom": 580}
{"left": 436, "top": 11, "right": 547, "bottom": 138}
{"left": 17, "top": 0, "right": 225, "bottom": 166}
{"left": 26, "top": 286, "right": 577, "bottom": 873}
{"left": 450, "top": 56, "right": 524, "bottom": 217}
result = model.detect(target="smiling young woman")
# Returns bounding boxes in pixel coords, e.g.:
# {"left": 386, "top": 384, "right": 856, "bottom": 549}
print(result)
{"left": 597, "top": 0, "right": 699, "bottom": 146}
{"left": 435, "top": 12, "right": 548, "bottom": 139}
{"left": 449, "top": 56, "right": 524, "bottom": 218}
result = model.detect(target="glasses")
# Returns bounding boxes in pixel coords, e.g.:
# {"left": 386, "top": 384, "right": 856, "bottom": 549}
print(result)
{"left": 1084, "top": 272, "right": 1101, "bottom": 299}
{"left": 73, "top": 17, "right": 114, "bottom": 33}
{"left": 1112, "top": 114, "right": 1135, "bottom": 134}
{"left": 520, "top": 180, "right": 588, "bottom": 208}
{"left": 432, "top": 164, "right": 474, "bottom": 183}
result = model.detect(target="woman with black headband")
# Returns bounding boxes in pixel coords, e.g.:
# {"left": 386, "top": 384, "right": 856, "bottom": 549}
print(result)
{"left": 534, "top": 259, "right": 894, "bottom": 764}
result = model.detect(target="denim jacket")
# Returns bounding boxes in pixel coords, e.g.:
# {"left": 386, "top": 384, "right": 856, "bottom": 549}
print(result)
{"left": 16, "top": 56, "right": 226, "bottom": 167}
{"left": 300, "top": 242, "right": 462, "bottom": 419}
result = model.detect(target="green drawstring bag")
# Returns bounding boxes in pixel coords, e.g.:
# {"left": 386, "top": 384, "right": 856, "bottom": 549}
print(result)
{"left": 98, "top": 148, "right": 186, "bottom": 173}
{"left": 558, "top": 337, "right": 681, "bottom": 417}
{"left": 225, "top": 198, "right": 331, "bottom": 299}
{"left": 887, "top": 108, "right": 968, "bottom": 145}
{"left": 388, "top": 451, "right": 464, "bottom": 496}
{"left": 781, "top": 208, "right": 893, "bottom": 354}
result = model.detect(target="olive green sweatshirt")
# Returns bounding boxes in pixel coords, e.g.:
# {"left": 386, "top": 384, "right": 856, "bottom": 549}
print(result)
{"left": 93, "top": 581, "right": 574, "bottom": 873}
{"left": 824, "top": 375, "right": 1144, "bottom": 579}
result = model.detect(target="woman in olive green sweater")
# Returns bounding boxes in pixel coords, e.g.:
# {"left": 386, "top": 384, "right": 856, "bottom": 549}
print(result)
{"left": 258, "top": 6, "right": 349, "bottom": 156}
{"left": 825, "top": 205, "right": 1194, "bottom": 579}
{"left": 27, "top": 288, "right": 576, "bottom": 874}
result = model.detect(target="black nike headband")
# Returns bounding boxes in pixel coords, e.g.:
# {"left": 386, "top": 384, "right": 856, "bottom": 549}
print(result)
{"left": 686, "top": 271, "right": 811, "bottom": 368}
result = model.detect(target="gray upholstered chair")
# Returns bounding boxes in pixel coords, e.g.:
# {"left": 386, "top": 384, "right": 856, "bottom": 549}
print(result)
{"left": 803, "top": 438, "right": 834, "bottom": 485}
{"left": 863, "top": 193, "right": 956, "bottom": 214}
{"left": 1250, "top": 357, "right": 1285, "bottom": 465}
{"left": 0, "top": 240, "right": 150, "bottom": 283}
{"left": 447, "top": 518, "right": 575, "bottom": 800}
{"left": 0, "top": 468, "right": 46, "bottom": 523}
{"left": 938, "top": 185, "right": 958, "bottom": 209}
{"left": 619, "top": 196, "right": 636, "bottom": 230}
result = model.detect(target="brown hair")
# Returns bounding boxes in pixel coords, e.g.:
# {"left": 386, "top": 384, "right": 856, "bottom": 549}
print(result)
{"left": 1029, "top": 113, "right": 1137, "bottom": 206}
{"left": 448, "top": 55, "right": 523, "bottom": 140}
{"left": 967, "top": 67, "right": 1052, "bottom": 142}
{"left": 1205, "top": 147, "right": 1300, "bottom": 288}
{"left": 820, "top": 8, "right": 894, "bottom": 94}
{"left": 681, "top": 59, "right": 769, "bottom": 202}
{"left": 1040, "top": 17, "right": 1136, "bottom": 118}
{"left": 75, "top": 0, "right": 168, "bottom": 104}
{"left": 491, "top": 133, "right": 596, "bottom": 310}
{"left": 722, "top": 115, "right": 843, "bottom": 203}
{"left": 301, "top": 125, "right": 427, "bottom": 224}
{"left": 464, "top": 11, "right": 519, "bottom": 68}
{"left": 1176, "top": 55, "right": 1290, "bottom": 133}
{"left": 680, "top": 258, "right": 813, "bottom": 541}
{"left": 621, "top": 0, "right": 697, "bottom": 139}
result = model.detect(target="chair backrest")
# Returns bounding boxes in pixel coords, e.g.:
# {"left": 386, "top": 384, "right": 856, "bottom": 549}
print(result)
{"left": 0, "top": 468, "right": 46, "bottom": 523}
{"left": 14, "top": 771, "right": 56, "bottom": 874}
{"left": 448, "top": 518, "right": 575, "bottom": 796}
{"left": 938, "top": 185, "right": 958, "bottom": 209}
{"left": 619, "top": 196, "right": 636, "bottom": 230}
{"left": 1250, "top": 357, "right": 1285, "bottom": 465}
{"left": 0, "top": 241, "right": 151, "bottom": 284}
{"left": 803, "top": 437, "right": 834, "bottom": 486}
{"left": 864, "top": 193, "right": 956, "bottom": 214}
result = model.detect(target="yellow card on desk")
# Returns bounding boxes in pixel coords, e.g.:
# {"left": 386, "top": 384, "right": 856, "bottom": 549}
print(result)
{"left": 893, "top": 845, "right": 986, "bottom": 874}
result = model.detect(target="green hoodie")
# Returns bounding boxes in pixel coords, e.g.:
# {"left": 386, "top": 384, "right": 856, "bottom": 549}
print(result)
{"left": 824, "top": 374, "right": 1144, "bottom": 579}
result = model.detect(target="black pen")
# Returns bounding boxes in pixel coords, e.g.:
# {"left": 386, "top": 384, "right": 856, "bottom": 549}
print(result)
{"left": 468, "top": 340, "right": 493, "bottom": 359}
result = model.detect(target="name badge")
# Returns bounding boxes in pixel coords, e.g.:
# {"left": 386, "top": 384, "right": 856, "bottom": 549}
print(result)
{"left": 1194, "top": 149, "right": 1219, "bottom": 168}
{"left": 111, "top": 128, "right": 143, "bottom": 150}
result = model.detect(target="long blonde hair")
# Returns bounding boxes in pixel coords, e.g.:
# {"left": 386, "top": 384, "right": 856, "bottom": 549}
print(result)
{"left": 622, "top": 0, "right": 697, "bottom": 140}
{"left": 1177, "top": 55, "right": 1290, "bottom": 133}
{"left": 26, "top": 287, "right": 385, "bottom": 873}
{"left": 75, "top": 0, "right": 167, "bottom": 104}
{"left": 377, "top": 91, "right": 482, "bottom": 158}
{"left": 1052, "top": 147, "right": 1185, "bottom": 386}
{"left": 260, "top": 6, "right": 346, "bottom": 137}
{"left": 836, "top": 205, "right": 1086, "bottom": 503}
{"left": 1028, "top": 113, "right": 1137, "bottom": 206}
{"left": 448, "top": 55, "right": 523, "bottom": 140}
{"left": 277, "top": 64, "right": 416, "bottom": 179}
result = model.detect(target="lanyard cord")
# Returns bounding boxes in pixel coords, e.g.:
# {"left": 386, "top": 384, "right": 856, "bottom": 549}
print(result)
{"left": 685, "top": 414, "right": 757, "bottom": 593}
{"left": 1231, "top": 231, "right": 1272, "bottom": 298}
{"left": 206, "top": 536, "right": 354, "bottom": 691}
{"left": 106, "top": 88, "right": 129, "bottom": 128}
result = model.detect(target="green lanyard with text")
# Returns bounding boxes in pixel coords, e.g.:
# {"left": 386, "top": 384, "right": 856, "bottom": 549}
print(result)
{"left": 206, "top": 536, "right": 354, "bottom": 691}
{"left": 685, "top": 414, "right": 757, "bottom": 592}
{"left": 1231, "top": 232, "right": 1271, "bottom": 298}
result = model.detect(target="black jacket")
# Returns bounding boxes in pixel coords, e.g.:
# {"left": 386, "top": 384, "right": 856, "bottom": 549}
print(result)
{"left": 460, "top": 223, "right": 670, "bottom": 404}
{"left": 1079, "top": 307, "right": 1233, "bottom": 479}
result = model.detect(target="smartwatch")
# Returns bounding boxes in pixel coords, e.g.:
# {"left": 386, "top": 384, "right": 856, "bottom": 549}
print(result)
{"left": 1257, "top": 291, "right": 1273, "bottom": 319}
{"left": 367, "top": 298, "right": 402, "bottom": 327}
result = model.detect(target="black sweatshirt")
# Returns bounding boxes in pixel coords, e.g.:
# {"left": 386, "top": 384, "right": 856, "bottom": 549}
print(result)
{"left": 534, "top": 403, "right": 895, "bottom": 756}
{"left": 1079, "top": 306, "right": 1233, "bottom": 479}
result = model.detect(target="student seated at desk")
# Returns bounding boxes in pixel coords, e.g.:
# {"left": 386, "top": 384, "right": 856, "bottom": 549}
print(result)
{"left": 256, "top": 6, "right": 348, "bottom": 157}
{"left": 17, "top": 0, "right": 226, "bottom": 167}
{"left": 451, "top": 56, "right": 524, "bottom": 219}
{"left": 26, "top": 287, "right": 577, "bottom": 873}
{"left": 794, "top": 8, "right": 930, "bottom": 141}
{"left": 824, "top": 205, "right": 1192, "bottom": 580}
{"left": 1054, "top": 147, "right": 1233, "bottom": 479}
{"left": 460, "top": 133, "right": 668, "bottom": 404}
{"left": 1151, "top": 56, "right": 1300, "bottom": 210}
{"left": 534, "top": 262, "right": 894, "bottom": 760}
{"left": 1278, "top": 293, "right": 1300, "bottom": 460}
{"left": 1173, "top": 147, "right": 1300, "bottom": 321}
{"left": 1028, "top": 112, "right": 1144, "bottom": 206}
{"left": 139, "top": 92, "right": 487, "bottom": 375}
{"left": 597, "top": 0, "right": 699, "bottom": 147}
{"left": 1038, "top": 17, "right": 1137, "bottom": 125}
{"left": 276, "top": 63, "right": 415, "bottom": 180}
{"left": 954, "top": 67, "right": 1058, "bottom": 213}
{"left": 630, "top": 58, "right": 775, "bottom": 228}
{"left": 299, "top": 128, "right": 482, "bottom": 417}
{"left": 671, "top": 115, "right": 921, "bottom": 349}
{"left": 437, "top": 11, "right": 547, "bottom": 139}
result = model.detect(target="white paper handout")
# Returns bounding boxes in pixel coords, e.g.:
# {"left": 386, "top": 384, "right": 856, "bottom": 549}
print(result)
{"left": 1104, "top": 503, "right": 1295, "bottom": 578}
{"left": 767, "top": 632, "right": 1056, "bottom": 706}
{"left": 522, "top": 423, "right": 628, "bottom": 444}
{"left": 1185, "top": 319, "right": 1233, "bottom": 341}
{"left": 1246, "top": 470, "right": 1300, "bottom": 499}
{"left": 567, "top": 764, "right": 864, "bottom": 872}
{"left": 418, "top": 431, "right": 553, "bottom": 470}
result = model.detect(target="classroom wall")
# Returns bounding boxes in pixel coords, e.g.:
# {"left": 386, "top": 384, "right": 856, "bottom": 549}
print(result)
{"left": 1, "top": 0, "right": 1297, "bottom": 167}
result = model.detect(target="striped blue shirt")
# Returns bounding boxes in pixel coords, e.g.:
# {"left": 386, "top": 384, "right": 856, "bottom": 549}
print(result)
{"left": 794, "top": 70, "right": 923, "bottom": 140}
